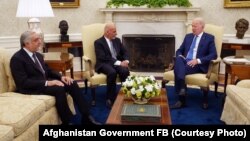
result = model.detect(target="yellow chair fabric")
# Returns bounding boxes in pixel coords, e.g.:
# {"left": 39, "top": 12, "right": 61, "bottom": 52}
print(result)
{"left": 81, "top": 23, "right": 111, "bottom": 106}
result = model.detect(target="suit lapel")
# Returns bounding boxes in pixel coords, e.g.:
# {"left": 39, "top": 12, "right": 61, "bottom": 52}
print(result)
{"left": 20, "top": 49, "right": 44, "bottom": 75}
{"left": 197, "top": 33, "right": 207, "bottom": 54}
{"left": 102, "top": 36, "right": 112, "bottom": 56}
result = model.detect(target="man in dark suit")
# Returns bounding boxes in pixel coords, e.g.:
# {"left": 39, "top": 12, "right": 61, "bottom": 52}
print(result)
{"left": 94, "top": 23, "right": 130, "bottom": 108}
{"left": 171, "top": 17, "right": 217, "bottom": 109}
{"left": 10, "top": 30, "right": 100, "bottom": 125}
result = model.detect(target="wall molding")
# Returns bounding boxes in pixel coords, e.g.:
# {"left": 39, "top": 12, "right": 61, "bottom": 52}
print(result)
{"left": 0, "top": 33, "right": 83, "bottom": 72}
{"left": 1, "top": 33, "right": 249, "bottom": 73}
{"left": 0, "top": 33, "right": 82, "bottom": 49}
{"left": 1, "top": 33, "right": 249, "bottom": 49}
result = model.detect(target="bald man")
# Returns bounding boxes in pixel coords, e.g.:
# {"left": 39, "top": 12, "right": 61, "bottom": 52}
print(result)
{"left": 94, "top": 23, "right": 130, "bottom": 108}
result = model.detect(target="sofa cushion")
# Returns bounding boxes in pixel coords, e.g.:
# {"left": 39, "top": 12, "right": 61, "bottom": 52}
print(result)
{"left": 0, "top": 49, "right": 16, "bottom": 93}
{"left": 1, "top": 92, "right": 75, "bottom": 114}
{"left": 237, "top": 80, "right": 250, "bottom": 88}
{"left": 0, "top": 125, "right": 14, "bottom": 141}
{"left": 226, "top": 85, "right": 250, "bottom": 121}
{"left": 0, "top": 96, "right": 46, "bottom": 136}
{"left": 1, "top": 92, "right": 55, "bottom": 111}
{"left": 0, "top": 49, "right": 8, "bottom": 93}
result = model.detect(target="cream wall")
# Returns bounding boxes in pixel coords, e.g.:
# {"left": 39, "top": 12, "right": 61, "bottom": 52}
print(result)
{"left": 0, "top": 0, "right": 249, "bottom": 72}
{"left": 0, "top": 0, "right": 106, "bottom": 37}
{"left": 0, "top": 0, "right": 250, "bottom": 37}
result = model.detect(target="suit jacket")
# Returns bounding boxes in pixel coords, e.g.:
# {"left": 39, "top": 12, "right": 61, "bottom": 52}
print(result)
{"left": 94, "top": 36, "right": 129, "bottom": 72}
{"left": 176, "top": 32, "right": 217, "bottom": 73}
{"left": 10, "top": 48, "right": 61, "bottom": 94}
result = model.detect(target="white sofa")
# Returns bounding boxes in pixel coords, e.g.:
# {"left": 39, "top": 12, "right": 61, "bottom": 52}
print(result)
{"left": 221, "top": 80, "right": 250, "bottom": 124}
{"left": 0, "top": 49, "right": 75, "bottom": 141}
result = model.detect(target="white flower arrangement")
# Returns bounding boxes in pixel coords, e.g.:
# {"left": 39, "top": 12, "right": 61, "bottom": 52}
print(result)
{"left": 121, "top": 75, "right": 161, "bottom": 102}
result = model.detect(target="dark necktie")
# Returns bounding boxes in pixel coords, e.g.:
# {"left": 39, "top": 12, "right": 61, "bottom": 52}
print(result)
{"left": 186, "top": 35, "right": 198, "bottom": 61}
{"left": 32, "top": 53, "right": 45, "bottom": 77}
{"left": 109, "top": 40, "right": 117, "bottom": 59}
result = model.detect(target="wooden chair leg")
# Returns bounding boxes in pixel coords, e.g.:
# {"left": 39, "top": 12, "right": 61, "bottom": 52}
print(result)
{"left": 161, "top": 80, "right": 169, "bottom": 88}
{"left": 84, "top": 79, "right": 88, "bottom": 94}
{"left": 201, "top": 87, "right": 209, "bottom": 109}
{"left": 214, "top": 82, "right": 218, "bottom": 97}
{"left": 91, "top": 87, "right": 96, "bottom": 106}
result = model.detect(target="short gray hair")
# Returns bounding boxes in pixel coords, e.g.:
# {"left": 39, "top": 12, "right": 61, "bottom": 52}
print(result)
{"left": 193, "top": 17, "right": 205, "bottom": 28}
{"left": 20, "top": 30, "right": 35, "bottom": 48}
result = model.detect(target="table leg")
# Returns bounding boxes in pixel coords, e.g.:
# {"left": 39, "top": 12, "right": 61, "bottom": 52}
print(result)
{"left": 224, "top": 72, "right": 228, "bottom": 94}
{"left": 80, "top": 56, "right": 83, "bottom": 72}
{"left": 70, "top": 67, "right": 74, "bottom": 79}
{"left": 230, "top": 74, "right": 235, "bottom": 84}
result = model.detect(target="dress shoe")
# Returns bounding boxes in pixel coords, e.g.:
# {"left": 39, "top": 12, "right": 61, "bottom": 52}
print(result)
{"left": 179, "top": 89, "right": 186, "bottom": 96}
{"left": 106, "top": 99, "right": 113, "bottom": 109}
{"left": 82, "top": 115, "right": 102, "bottom": 125}
{"left": 170, "top": 101, "right": 186, "bottom": 109}
{"left": 202, "top": 103, "right": 208, "bottom": 110}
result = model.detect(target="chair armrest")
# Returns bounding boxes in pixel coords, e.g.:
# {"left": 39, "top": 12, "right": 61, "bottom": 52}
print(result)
{"left": 237, "top": 80, "right": 250, "bottom": 88}
{"left": 206, "top": 58, "right": 221, "bottom": 78}
{"left": 82, "top": 56, "right": 94, "bottom": 77}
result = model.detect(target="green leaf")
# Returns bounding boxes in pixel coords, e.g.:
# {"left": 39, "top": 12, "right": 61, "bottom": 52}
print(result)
{"left": 106, "top": 0, "right": 192, "bottom": 8}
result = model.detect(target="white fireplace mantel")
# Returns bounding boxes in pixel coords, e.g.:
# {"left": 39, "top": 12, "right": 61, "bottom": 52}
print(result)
{"left": 100, "top": 7, "right": 200, "bottom": 25}
{"left": 99, "top": 7, "right": 200, "bottom": 50}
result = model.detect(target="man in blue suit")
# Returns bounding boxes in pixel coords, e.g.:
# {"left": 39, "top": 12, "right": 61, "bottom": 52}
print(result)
{"left": 171, "top": 17, "right": 217, "bottom": 109}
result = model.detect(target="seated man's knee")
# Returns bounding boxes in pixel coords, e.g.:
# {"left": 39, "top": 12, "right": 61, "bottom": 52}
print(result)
{"left": 108, "top": 70, "right": 117, "bottom": 78}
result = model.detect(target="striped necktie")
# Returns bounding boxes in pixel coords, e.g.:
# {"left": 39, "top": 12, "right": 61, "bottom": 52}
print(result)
{"left": 32, "top": 53, "right": 45, "bottom": 77}
{"left": 109, "top": 40, "right": 117, "bottom": 59}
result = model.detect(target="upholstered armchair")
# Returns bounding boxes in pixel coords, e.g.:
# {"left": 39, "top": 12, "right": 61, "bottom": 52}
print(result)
{"left": 81, "top": 23, "right": 114, "bottom": 106}
{"left": 221, "top": 80, "right": 250, "bottom": 124}
{"left": 162, "top": 24, "right": 224, "bottom": 108}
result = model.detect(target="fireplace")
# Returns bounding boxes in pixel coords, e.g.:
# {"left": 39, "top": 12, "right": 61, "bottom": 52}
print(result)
{"left": 122, "top": 34, "right": 175, "bottom": 72}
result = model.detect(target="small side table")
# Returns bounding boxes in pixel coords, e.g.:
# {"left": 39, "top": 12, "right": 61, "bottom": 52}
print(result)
{"left": 223, "top": 56, "right": 250, "bottom": 93}
{"left": 221, "top": 42, "right": 250, "bottom": 58}
{"left": 44, "top": 41, "right": 83, "bottom": 71}
{"left": 44, "top": 52, "right": 74, "bottom": 78}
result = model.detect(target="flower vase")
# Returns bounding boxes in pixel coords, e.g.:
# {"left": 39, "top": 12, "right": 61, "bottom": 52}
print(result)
{"left": 131, "top": 97, "right": 150, "bottom": 104}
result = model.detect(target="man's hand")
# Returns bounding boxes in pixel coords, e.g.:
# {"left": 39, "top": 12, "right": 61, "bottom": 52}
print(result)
{"left": 120, "top": 60, "right": 129, "bottom": 68}
{"left": 61, "top": 76, "right": 74, "bottom": 85}
{"left": 47, "top": 80, "right": 64, "bottom": 87}
{"left": 187, "top": 59, "right": 198, "bottom": 67}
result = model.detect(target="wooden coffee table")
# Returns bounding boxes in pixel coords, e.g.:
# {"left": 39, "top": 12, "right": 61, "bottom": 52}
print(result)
{"left": 106, "top": 88, "right": 171, "bottom": 125}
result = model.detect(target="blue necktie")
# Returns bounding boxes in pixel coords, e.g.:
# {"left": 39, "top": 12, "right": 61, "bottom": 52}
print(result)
{"left": 186, "top": 35, "right": 198, "bottom": 61}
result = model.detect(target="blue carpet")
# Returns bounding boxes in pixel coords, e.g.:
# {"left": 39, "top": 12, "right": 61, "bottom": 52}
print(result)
{"left": 166, "top": 85, "right": 225, "bottom": 125}
{"left": 71, "top": 85, "right": 225, "bottom": 125}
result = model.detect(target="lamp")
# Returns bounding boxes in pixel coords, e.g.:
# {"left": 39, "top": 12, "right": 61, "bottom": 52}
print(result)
{"left": 16, "top": 0, "right": 54, "bottom": 52}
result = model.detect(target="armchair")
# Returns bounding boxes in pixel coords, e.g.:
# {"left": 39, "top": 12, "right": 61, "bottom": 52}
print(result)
{"left": 81, "top": 23, "right": 117, "bottom": 106}
{"left": 221, "top": 80, "right": 250, "bottom": 124}
{"left": 162, "top": 24, "right": 224, "bottom": 108}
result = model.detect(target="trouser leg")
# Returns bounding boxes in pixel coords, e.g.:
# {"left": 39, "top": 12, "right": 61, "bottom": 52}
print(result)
{"left": 43, "top": 86, "right": 73, "bottom": 124}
